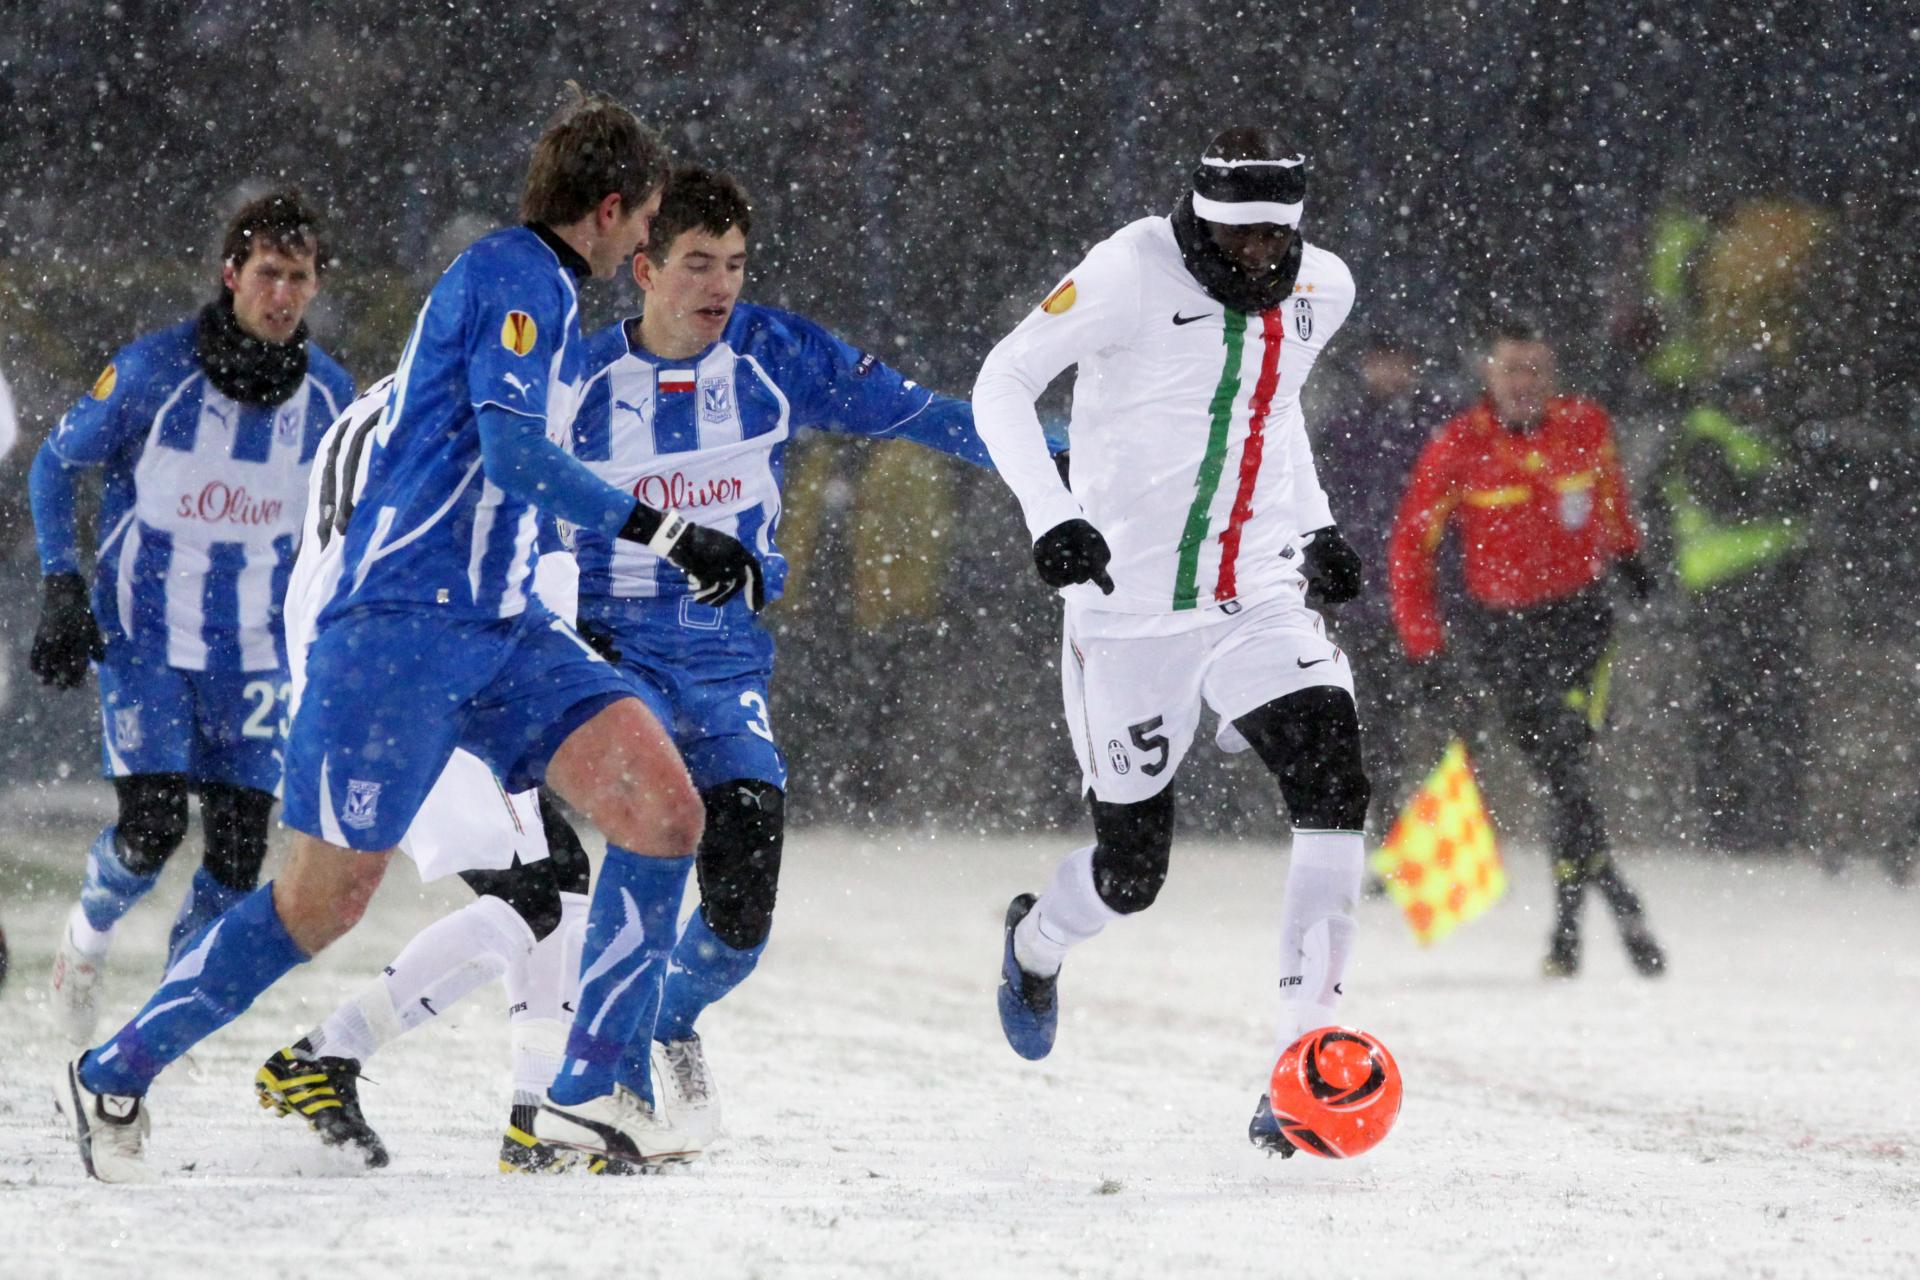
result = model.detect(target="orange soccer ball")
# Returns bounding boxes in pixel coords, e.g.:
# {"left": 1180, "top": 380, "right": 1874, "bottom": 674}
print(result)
{"left": 1268, "top": 1026, "right": 1403, "bottom": 1158}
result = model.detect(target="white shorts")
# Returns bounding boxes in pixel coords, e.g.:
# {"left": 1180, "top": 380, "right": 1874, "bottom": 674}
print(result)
{"left": 1060, "top": 590, "right": 1355, "bottom": 804}
{"left": 398, "top": 748, "right": 550, "bottom": 882}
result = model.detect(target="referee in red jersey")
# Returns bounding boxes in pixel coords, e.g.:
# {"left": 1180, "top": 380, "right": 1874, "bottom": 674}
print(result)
{"left": 1389, "top": 316, "right": 1665, "bottom": 979}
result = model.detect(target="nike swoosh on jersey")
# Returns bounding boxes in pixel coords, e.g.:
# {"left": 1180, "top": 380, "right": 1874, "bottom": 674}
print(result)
{"left": 1297, "top": 656, "right": 1330, "bottom": 668}
{"left": 1171, "top": 311, "right": 1213, "bottom": 326}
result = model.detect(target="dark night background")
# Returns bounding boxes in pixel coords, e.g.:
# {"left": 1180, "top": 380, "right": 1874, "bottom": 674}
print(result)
{"left": 1, "top": 2, "right": 1914, "bottom": 857}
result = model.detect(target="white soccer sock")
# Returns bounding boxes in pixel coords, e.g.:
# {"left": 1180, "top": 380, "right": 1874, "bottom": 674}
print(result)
{"left": 67, "top": 903, "right": 114, "bottom": 959}
{"left": 506, "top": 890, "right": 587, "bottom": 1102}
{"left": 307, "top": 895, "right": 535, "bottom": 1063}
{"left": 1273, "top": 829, "right": 1364, "bottom": 1056}
{"left": 1014, "top": 845, "right": 1122, "bottom": 978}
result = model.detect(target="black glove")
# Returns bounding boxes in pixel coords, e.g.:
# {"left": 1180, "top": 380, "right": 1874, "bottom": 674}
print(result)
{"left": 1301, "top": 525, "right": 1363, "bottom": 607}
{"left": 30, "top": 572, "right": 106, "bottom": 690}
{"left": 1033, "top": 518, "right": 1114, "bottom": 593}
{"left": 1052, "top": 448, "right": 1072, "bottom": 488}
{"left": 620, "top": 505, "right": 766, "bottom": 612}
{"left": 1616, "top": 552, "right": 1656, "bottom": 603}
{"left": 577, "top": 619, "right": 623, "bottom": 665}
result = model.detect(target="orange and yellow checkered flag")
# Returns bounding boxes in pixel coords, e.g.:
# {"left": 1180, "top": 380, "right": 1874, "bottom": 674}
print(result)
{"left": 1370, "top": 739, "right": 1506, "bottom": 945}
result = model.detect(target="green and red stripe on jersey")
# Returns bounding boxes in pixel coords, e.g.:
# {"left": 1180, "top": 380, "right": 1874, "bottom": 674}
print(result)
{"left": 1171, "top": 309, "right": 1285, "bottom": 609}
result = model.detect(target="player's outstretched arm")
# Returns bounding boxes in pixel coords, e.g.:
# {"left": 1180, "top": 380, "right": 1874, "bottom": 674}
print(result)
{"left": 472, "top": 406, "right": 764, "bottom": 611}
{"left": 788, "top": 317, "right": 1006, "bottom": 471}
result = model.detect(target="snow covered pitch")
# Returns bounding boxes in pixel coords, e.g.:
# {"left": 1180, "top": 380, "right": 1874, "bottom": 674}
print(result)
{"left": 2, "top": 817, "right": 1914, "bottom": 1278}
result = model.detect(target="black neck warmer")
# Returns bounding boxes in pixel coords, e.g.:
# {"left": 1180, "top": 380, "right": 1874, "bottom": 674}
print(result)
{"left": 1170, "top": 194, "right": 1303, "bottom": 315}
{"left": 195, "top": 296, "right": 310, "bottom": 406}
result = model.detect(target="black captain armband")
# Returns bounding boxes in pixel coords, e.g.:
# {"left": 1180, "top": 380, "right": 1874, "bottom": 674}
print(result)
{"left": 619, "top": 503, "right": 691, "bottom": 556}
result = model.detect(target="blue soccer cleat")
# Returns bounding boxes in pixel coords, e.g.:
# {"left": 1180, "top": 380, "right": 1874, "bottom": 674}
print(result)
{"left": 1248, "top": 1093, "right": 1299, "bottom": 1158}
{"left": 997, "top": 894, "right": 1058, "bottom": 1060}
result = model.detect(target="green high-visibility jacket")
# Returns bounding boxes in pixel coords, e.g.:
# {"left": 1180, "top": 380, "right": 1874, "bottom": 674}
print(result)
{"left": 1661, "top": 406, "right": 1808, "bottom": 593}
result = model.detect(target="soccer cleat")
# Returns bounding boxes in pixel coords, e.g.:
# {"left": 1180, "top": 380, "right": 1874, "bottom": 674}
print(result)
{"left": 255, "top": 1046, "right": 389, "bottom": 1169}
{"left": 50, "top": 926, "right": 104, "bottom": 1045}
{"left": 499, "top": 1119, "right": 591, "bottom": 1174}
{"left": 1247, "top": 1093, "right": 1298, "bottom": 1158}
{"left": 56, "top": 1056, "right": 156, "bottom": 1183}
{"left": 997, "top": 894, "right": 1058, "bottom": 1060}
{"left": 654, "top": 1034, "right": 721, "bottom": 1148}
{"left": 1621, "top": 922, "right": 1667, "bottom": 977}
{"left": 534, "top": 1084, "right": 700, "bottom": 1172}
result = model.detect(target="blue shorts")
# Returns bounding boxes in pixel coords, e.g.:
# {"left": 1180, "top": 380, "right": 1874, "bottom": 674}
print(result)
{"left": 583, "top": 596, "right": 786, "bottom": 793}
{"left": 96, "top": 645, "right": 287, "bottom": 794}
{"left": 281, "top": 601, "right": 639, "bottom": 851}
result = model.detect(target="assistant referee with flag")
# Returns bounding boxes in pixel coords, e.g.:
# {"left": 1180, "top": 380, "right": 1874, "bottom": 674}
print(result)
{"left": 1388, "top": 316, "right": 1665, "bottom": 979}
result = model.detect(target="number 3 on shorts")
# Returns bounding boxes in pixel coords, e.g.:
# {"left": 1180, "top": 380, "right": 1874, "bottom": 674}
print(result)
{"left": 739, "top": 690, "right": 775, "bottom": 742}
{"left": 242, "top": 679, "right": 290, "bottom": 740}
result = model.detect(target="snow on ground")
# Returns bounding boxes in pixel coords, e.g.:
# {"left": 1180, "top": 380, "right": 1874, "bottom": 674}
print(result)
{"left": 2, "top": 816, "right": 1916, "bottom": 1280}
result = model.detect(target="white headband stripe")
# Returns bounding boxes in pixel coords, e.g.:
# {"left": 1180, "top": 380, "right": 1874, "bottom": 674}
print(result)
{"left": 1199, "top": 155, "right": 1306, "bottom": 169}
{"left": 1191, "top": 192, "right": 1303, "bottom": 227}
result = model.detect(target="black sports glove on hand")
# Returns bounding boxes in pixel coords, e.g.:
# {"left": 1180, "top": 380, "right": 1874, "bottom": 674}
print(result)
{"left": 577, "top": 619, "right": 623, "bottom": 665}
{"left": 1301, "top": 525, "right": 1363, "bottom": 607}
{"left": 1616, "top": 553, "right": 1657, "bottom": 603}
{"left": 620, "top": 504, "right": 766, "bottom": 612}
{"left": 30, "top": 572, "right": 105, "bottom": 690}
{"left": 1033, "top": 518, "right": 1114, "bottom": 594}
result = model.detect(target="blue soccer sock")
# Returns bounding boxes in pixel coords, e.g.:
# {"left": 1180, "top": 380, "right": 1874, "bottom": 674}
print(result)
{"left": 78, "top": 827, "right": 161, "bottom": 937}
{"left": 164, "top": 867, "right": 251, "bottom": 972}
{"left": 547, "top": 850, "right": 693, "bottom": 1106}
{"left": 80, "top": 884, "right": 308, "bottom": 1098}
{"left": 654, "top": 909, "right": 766, "bottom": 1042}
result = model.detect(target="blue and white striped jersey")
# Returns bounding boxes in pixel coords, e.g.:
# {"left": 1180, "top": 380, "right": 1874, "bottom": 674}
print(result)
{"left": 39, "top": 318, "right": 352, "bottom": 672}
{"left": 568, "top": 301, "right": 991, "bottom": 607}
{"left": 320, "top": 226, "right": 588, "bottom": 625}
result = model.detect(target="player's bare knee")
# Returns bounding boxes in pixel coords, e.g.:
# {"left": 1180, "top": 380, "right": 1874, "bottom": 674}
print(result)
{"left": 697, "top": 781, "right": 784, "bottom": 950}
{"left": 278, "top": 843, "right": 389, "bottom": 954}
{"left": 1090, "top": 790, "right": 1176, "bottom": 914}
{"left": 602, "top": 776, "right": 704, "bottom": 857}
{"left": 113, "top": 774, "right": 191, "bottom": 875}
{"left": 655, "top": 777, "right": 706, "bottom": 856}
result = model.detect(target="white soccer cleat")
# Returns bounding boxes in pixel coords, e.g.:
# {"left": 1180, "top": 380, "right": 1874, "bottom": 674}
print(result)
{"left": 50, "top": 925, "right": 104, "bottom": 1046}
{"left": 56, "top": 1057, "right": 156, "bottom": 1184}
{"left": 534, "top": 1083, "right": 701, "bottom": 1172}
{"left": 654, "top": 1034, "right": 721, "bottom": 1148}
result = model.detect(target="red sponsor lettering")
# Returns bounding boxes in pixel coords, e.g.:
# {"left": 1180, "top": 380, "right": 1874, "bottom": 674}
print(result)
{"left": 632, "top": 471, "right": 746, "bottom": 512}
{"left": 176, "top": 480, "right": 285, "bottom": 527}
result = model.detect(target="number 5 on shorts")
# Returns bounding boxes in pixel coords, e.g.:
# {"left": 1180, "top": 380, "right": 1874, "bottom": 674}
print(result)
{"left": 1128, "top": 716, "right": 1170, "bottom": 777}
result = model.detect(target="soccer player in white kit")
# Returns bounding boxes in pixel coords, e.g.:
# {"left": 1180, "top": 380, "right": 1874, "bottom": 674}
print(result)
{"left": 973, "top": 127, "right": 1372, "bottom": 1155}
{"left": 250, "top": 378, "right": 596, "bottom": 1171}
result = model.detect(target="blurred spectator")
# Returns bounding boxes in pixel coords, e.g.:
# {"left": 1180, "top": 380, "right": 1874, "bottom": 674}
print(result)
{"left": 1316, "top": 334, "right": 1440, "bottom": 831}
{"left": 1648, "top": 363, "right": 1815, "bottom": 855}
{"left": 0, "top": 363, "right": 16, "bottom": 463}
{"left": 1388, "top": 317, "right": 1663, "bottom": 979}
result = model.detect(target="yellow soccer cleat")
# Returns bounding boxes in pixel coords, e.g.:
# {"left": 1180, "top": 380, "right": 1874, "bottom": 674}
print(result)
{"left": 256, "top": 1045, "right": 389, "bottom": 1169}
